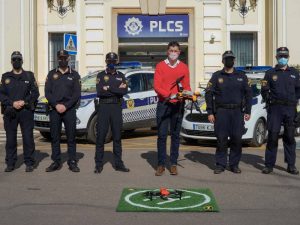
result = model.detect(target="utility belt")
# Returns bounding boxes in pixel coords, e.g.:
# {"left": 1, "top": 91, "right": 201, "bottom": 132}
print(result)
{"left": 270, "top": 99, "right": 296, "bottom": 107}
{"left": 216, "top": 103, "right": 241, "bottom": 109}
{"left": 94, "top": 97, "right": 121, "bottom": 109}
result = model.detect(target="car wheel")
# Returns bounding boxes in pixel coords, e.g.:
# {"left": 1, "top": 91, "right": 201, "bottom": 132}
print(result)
{"left": 87, "top": 115, "right": 112, "bottom": 144}
{"left": 249, "top": 118, "right": 266, "bottom": 147}
{"left": 40, "top": 131, "right": 51, "bottom": 140}
{"left": 183, "top": 137, "right": 198, "bottom": 144}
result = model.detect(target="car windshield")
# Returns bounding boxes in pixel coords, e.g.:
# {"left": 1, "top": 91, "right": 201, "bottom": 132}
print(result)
{"left": 250, "top": 78, "right": 262, "bottom": 97}
{"left": 81, "top": 74, "right": 97, "bottom": 93}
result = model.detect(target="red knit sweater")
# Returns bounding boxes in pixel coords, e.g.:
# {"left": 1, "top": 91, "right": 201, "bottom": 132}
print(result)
{"left": 154, "top": 60, "right": 191, "bottom": 103}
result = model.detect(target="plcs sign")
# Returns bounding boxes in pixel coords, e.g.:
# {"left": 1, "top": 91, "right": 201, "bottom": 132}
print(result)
{"left": 117, "top": 15, "right": 189, "bottom": 38}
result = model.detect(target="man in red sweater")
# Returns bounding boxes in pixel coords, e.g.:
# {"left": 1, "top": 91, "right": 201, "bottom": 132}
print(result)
{"left": 154, "top": 41, "right": 191, "bottom": 176}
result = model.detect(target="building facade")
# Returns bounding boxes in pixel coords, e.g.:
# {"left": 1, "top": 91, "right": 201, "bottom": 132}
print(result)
{"left": 1, "top": 0, "right": 300, "bottom": 93}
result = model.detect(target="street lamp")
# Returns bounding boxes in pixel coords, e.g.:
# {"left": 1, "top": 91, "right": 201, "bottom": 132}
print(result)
{"left": 229, "top": 0, "right": 258, "bottom": 18}
{"left": 47, "top": 0, "right": 76, "bottom": 18}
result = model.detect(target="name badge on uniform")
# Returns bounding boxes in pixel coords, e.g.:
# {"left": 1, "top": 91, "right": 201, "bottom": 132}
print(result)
{"left": 67, "top": 77, "right": 73, "bottom": 81}
{"left": 104, "top": 76, "right": 109, "bottom": 82}
{"left": 291, "top": 75, "right": 296, "bottom": 79}
{"left": 272, "top": 75, "right": 278, "bottom": 81}
{"left": 218, "top": 78, "right": 224, "bottom": 84}
{"left": 116, "top": 78, "right": 122, "bottom": 81}
{"left": 25, "top": 80, "right": 29, "bottom": 84}
{"left": 237, "top": 78, "right": 243, "bottom": 82}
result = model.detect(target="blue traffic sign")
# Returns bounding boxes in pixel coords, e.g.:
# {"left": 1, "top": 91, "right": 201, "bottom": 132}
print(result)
{"left": 64, "top": 33, "right": 77, "bottom": 55}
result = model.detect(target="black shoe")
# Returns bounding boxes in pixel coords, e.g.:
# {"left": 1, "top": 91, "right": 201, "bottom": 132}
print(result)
{"left": 68, "top": 161, "right": 80, "bottom": 173}
{"left": 214, "top": 166, "right": 225, "bottom": 174}
{"left": 4, "top": 165, "right": 15, "bottom": 172}
{"left": 230, "top": 166, "right": 241, "bottom": 174}
{"left": 115, "top": 164, "right": 130, "bottom": 172}
{"left": 94, "top": 166, "right": 103, "bottom": 174}
{"left": 262, "top": 167, "right": 273, "bottom": 174}
{"left": 287, "top": 166, "right": 299, "bottom": 175}
{"left": 45, "top": 162, "right": 61, "bottom": 172}
{"left": 25, "top": 165, "right": 34, "bottom": 172}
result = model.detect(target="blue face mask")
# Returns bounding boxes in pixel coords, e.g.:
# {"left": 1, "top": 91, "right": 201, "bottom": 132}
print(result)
{"left": 107, "top": 63, "right": 116, "bottom": 70}
{"left": 278, "top": 57, "right": 289, "bottom": 66}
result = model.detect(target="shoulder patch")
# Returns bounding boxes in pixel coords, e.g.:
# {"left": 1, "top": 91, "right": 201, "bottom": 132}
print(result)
{"left": 53, "top": 73, "right": 59, "bottom": 80}
{"left": 261, "top": 80, "right": 268, "bottom": 87}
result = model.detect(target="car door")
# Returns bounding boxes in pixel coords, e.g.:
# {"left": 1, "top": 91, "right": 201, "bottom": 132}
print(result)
{"left": 144, "top": 72, "right": 158, "bottom": 127}
{"left": 122, "top": 72, "right": 149, "bottom": 128}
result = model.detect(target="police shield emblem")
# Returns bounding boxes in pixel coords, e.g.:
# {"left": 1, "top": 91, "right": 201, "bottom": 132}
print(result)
{"left": 218, "top": 78, "right": 223, "bottom": 84}
{"left": 272, "top": 75, "right": 278, "bottom": 81}
{"left": 53, "top": 74, "right": 59, "bottom": 80}
{"left": 5, "top": 78, "right": 10, "bottom": 84}
{"left": 104, "top": 76, "right": 109, "bottom": 83}
{"left": 126, "top": 99, "right": 135, "bottom": 109}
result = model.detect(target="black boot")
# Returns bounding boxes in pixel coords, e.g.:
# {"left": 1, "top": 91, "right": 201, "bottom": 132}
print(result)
{"left": 262, "top": 167, "right": 273, "bottom": 174}
{"left": 287, "top": 166, "right": 299, "bottom": 175}
{"left": 68, "top": 161, "right": 80, "bottom": 172}
{"left": 4, "top": 165, "right": 15, "bottom": 172}
{"left": 115, "top": 164, "right": 130, "bottom": 172}
{"left": 45, "top": 162, "right": 61, "bottom": 172}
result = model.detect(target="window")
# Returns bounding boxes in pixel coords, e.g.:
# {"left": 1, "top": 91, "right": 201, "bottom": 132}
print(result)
{"left": 127, "top": 74, "right": 145, "bottom": 93}
{"left": 249, "top": 78, "right": 261, "bottom": 97}
{"left": 231, "top": 33, "right": 257, "bottom": 67}
{"left": 48, "top": 33, "right": 76, "bottom": 71}
{"left": 144, "top": 73, "right": 154, "bottom": 91}
{"left": 81, "top": 74, "right": 97, "bottom": 93}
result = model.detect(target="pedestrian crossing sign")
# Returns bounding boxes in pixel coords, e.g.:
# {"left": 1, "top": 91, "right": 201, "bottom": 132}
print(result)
{"left": 64, "top": 33, "right": 77, "bottom": 55}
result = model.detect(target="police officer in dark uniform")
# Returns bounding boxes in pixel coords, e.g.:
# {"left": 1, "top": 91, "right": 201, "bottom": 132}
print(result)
{"left": 0, "top": 51, "right": 40, "bottom": 172}
{"left": 45, "top": 50, "right": 81, "bottom": 172}
{"left": 261, "top": 47, "right": 300, "bottom": 175}
{"left": 94, "top": 52, "right": 129, "bottom": 173}
{"left": 205, "top": 51, "right": 252, "bottom": 174}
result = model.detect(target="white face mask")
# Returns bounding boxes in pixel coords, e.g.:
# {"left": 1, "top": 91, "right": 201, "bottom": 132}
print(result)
{"left": 168, "top": 52, "right": 179, "bottom": 61}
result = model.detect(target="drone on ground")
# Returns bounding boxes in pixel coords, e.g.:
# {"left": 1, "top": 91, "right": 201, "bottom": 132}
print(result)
{"left": 143, "top": 188, "right": 184, "bottom": 201}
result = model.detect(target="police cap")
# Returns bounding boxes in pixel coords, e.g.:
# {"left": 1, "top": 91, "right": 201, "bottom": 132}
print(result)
{"left": 11, "top": 51, "right": 23, "bottom": 60}
{"left": 276, "top": 47, "right": 289, "bottom": 57}
{"left": 222, "top": 50, "right": 235, "bottom": 59}
{"left": 57, "top": 50, "right": 69, "bottom": 58}
{"left": 105, "top": 52, "right": 118, "bottom": 61}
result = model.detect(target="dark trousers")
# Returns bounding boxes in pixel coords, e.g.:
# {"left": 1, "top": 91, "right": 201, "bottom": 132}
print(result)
{"left": 95, "top": 103, "right": 124, "bottom": 167}
{"left": 3, "top": 109, "right": 35, "bottom": 167}
{"left": 49, "top": 108, "right": 77, "bottom": 164}
{"left": 265, "top": 105, "right": 296, "bottom": 168}
{"left": 214, "top": 108, "right": 244, "bottom": 168}
{"left": 156, "top": 101, "right": 184, "bottom": 166}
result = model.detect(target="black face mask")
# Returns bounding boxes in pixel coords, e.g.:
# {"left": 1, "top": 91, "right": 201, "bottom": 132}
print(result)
{"left": 58, "top": 59, "right": 68, "bottom": 68}
{"left": 224, "top": 58, "right": 234, "bottom": 69}
{"left": 12, "top": 60, "right": 22, "bottom": 70}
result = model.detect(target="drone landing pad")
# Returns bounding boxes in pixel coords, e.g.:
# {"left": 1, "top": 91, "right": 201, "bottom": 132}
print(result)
{"left": 116, "top": 188, "right": 219, "bottom": 212}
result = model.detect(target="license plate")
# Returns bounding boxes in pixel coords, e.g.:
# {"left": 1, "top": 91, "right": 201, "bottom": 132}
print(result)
{"left": 34, "top": 114, "right": 49, "bottom": 122}
{"left": 193, "top": 124, "right": 214, "bottom": 131}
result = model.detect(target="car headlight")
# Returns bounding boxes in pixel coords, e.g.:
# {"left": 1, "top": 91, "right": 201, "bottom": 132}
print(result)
{"left": 79, "top": 99, "right": 93, "bottom": 108}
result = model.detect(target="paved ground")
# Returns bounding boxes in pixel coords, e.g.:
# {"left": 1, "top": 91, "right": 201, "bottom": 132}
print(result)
{"left": 0, "top": 127, "right": 300, "bottom": 225}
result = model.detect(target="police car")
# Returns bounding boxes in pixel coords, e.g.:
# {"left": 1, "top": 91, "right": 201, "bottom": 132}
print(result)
{"left": 34, "top": 62, "right": 158, "bottom": 143}
{"left": 180, "top": 66, "right": 272, "bottom": 147}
